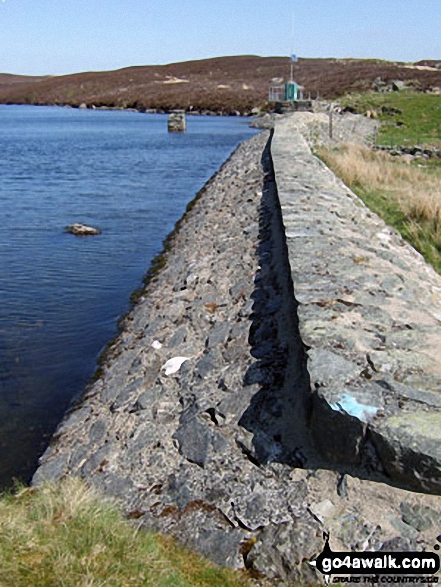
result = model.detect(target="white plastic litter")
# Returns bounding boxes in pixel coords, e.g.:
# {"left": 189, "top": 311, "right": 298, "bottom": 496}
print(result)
{"left": 151, "top": 340, "right": 163, "bottom": 349}
{"left": 161, "top": 356, "right": 190, "bottom": 376}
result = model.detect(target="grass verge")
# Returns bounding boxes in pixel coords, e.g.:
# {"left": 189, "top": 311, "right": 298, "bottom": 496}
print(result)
{"left": 318, "top": 143, "right": 441, "bottom": 273}
{"left": 0, "top": 478, "right": 250, "bottom": 587}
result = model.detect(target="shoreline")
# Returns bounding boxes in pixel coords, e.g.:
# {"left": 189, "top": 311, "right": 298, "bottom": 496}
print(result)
{"left": 0, "top": 101, "right": 262, "bottom": 117}
{"left": 90, "top": 137, "right": 256, "bottom": 391}
{"left": 0, "top": 108, "right": 260, "bottom": 491}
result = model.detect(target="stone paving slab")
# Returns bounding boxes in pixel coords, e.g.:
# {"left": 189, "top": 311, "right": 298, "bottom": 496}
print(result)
{"left": 272, "top": 112, "right": 441, "bottom": 495}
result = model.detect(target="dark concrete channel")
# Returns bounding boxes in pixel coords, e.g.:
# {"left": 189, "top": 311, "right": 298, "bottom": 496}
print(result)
{"left": 240, "top": 129, "right": 319, "bottom": 468}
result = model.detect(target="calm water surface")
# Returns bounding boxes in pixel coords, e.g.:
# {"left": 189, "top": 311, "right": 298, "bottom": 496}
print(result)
{"left": 0, "top": 105, "right": 258, "bottom": 488}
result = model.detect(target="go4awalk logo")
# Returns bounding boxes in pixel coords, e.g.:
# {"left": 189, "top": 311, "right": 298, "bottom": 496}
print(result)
{"left": 309, "top": 533, "right": 440, "bottom": 584}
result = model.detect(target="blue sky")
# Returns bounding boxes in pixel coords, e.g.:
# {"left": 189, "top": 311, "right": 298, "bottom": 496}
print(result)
{"left": 0, "top": 0, "right": 440, "bottom": 76}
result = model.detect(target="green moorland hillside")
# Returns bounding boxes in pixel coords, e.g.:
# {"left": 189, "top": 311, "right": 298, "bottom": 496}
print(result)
{"left": 340, "top": 91, "right": 441, "bottom": 148}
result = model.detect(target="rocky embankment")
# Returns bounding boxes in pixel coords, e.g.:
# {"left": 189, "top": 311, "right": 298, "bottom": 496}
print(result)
{"left": 34, "top": 117, "right": 441, "bottom": 585}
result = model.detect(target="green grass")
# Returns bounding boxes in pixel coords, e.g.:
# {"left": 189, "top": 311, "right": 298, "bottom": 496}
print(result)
{"left": 0, "top": 478, "right": 251, "bottom": 587}
{"left": 350, "top": 183, "right": 441, "bottom": 272}
{"left": 340, "top": 91, "right": 441, "bottom": 147}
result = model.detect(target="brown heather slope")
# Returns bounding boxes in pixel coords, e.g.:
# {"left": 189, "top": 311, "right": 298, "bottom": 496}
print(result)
{"left": 0, "top": 73, "right": 48, "bottom": 84}
{"left": 0, "top": 55, "right": 440, "bottom": 113}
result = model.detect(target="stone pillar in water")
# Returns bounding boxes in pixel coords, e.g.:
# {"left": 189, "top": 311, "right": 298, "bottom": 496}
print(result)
{"left": 168, "top": 111, "right": 187, "bottom": 132}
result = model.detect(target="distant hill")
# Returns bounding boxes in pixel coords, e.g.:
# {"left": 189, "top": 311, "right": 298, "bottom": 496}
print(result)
{"left": 0, "top": 73, "right": 48, "bottom": 84}
{"left": 0, "top": 55, "right": 440, "bottom": 114}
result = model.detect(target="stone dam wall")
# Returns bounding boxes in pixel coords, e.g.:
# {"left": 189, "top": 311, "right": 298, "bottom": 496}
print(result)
{"left": 33, "top": 114, "right": 441, "bottom": 585}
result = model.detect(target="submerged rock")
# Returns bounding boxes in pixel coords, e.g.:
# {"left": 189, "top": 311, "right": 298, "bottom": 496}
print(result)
{"left": 66, "top": 223, "right": 102, "bottom": 236}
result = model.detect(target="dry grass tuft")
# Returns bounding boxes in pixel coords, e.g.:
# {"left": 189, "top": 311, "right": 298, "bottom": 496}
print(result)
{"left": 319, "top": 144, "right": 441, "bottom": 271}
{"left": 322, "top": 144, "right": 441, "bottom": 227}
{"left": 0, "top": 478, "right": 250, "bottom": 587}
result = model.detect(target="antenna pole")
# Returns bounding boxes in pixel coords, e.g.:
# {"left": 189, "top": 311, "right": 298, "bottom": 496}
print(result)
{"left": 290, "top": 11, "right": 294, "bottom": 81}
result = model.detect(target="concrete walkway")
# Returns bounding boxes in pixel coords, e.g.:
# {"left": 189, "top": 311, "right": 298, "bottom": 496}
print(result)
{"left": 272, "top": 113, "right": 441, "bottom": 495}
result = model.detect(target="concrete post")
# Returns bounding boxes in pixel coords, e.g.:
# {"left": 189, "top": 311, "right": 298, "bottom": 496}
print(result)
{"left": 168, "top": 111, "right": 187, "bottom": 132}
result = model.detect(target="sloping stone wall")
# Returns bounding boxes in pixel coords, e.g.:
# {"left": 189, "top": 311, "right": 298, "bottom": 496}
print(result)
{"left": 33, "top": 120, "right": 441, "bottom": 585}
{"left": 271, "top": 113, "right": 441, "bottom": 495}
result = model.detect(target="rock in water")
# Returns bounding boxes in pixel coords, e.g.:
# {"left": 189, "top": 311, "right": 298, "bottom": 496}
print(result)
{"left": 66, "top": 223, "right": 102, "bottom": 236}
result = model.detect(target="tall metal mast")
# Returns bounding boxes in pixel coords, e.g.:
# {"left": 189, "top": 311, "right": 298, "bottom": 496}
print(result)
{"left": 290, "top": 11, "right": 295, "bottom": 81}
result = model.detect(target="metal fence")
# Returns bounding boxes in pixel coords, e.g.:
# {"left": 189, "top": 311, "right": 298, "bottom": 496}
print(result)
{"left": 268, "top": 84, "right": 285, "bottom": 102}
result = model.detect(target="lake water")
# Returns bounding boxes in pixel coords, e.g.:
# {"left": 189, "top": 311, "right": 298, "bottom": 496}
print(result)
{"left": 0, "top": 105, "right": 258, "bottom": 488}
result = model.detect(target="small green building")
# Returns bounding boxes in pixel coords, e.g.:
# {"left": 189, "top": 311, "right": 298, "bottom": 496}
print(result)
{"left": 284, "top": 81, "right": 299, "bottom": 101}
{"left": 268, "top": 79, "right": 304, "bottom": 103}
